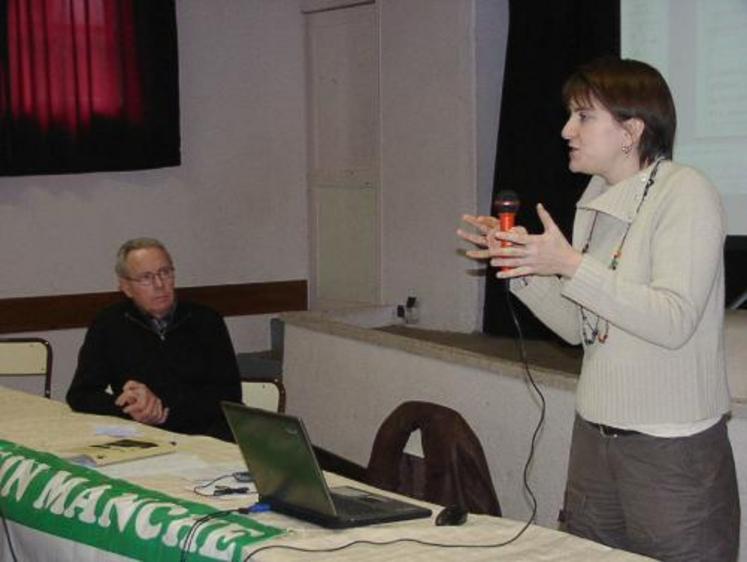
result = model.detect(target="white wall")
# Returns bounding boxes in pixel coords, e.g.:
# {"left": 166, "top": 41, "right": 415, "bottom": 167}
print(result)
{"left": 0, "top": 0, "right": 510, "bottom": 396}
{"left": 475, "top": 0, "right": 510, "bottom": 324}
{"left": 379, "top": 1, "right": 475, "bottom": 332}
{"left": 380, "top": 0, "right": 509, "bottom": 332}
{"left": 0, "top": 1, "right": 309, "bottom": 397}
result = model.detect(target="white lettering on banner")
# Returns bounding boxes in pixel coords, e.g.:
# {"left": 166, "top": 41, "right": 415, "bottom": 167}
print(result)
{"left": 98, "top": 493, "right": 149, "bottom": 531}
{"left": 134, "top": 501, "right": 187, "bottom": 540}
{"left": 0, "top": 458, "right": 50, "bottom": 501}
{"left": 0, "top": 443, "right": 286, "bottom": 558}
{"left": 0, "top": 455, "right": 22, "bottom": 484}
{"left": 63, "top": 484, "right": 112, "bottom": 523}
{"left": 32, "top": 471, "right": 88, "bottom": 514}
{"left": 199, "top": 523, "right": 263, "bottom": 560}
{"left": 162, "top": 515, "right": 200, "bottom": 548}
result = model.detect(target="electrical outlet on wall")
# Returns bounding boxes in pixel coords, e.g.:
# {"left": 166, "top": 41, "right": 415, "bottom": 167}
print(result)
{"left": 396, "top": 305, "right": 406, "bottom": 320}
{"left": 404, "top": 295, "right": 419, "bottom": 324}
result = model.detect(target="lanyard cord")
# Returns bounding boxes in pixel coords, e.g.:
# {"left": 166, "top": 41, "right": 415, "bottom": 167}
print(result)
{"left": 579, "top": 158, "right": 665, "bottom": 345}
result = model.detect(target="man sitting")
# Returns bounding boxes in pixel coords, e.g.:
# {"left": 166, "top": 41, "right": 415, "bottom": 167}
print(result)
{"left": 67, "top": 238, "right": 242, "bottom": 441}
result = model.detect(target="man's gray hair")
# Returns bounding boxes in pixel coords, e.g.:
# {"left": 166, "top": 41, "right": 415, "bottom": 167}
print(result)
{"left": 115, "top": 238, "right": 172, "bottom": 278}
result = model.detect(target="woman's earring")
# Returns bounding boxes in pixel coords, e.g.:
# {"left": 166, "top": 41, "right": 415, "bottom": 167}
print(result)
{"left": 621, "top": 144, "right": 632, "bottom": 154}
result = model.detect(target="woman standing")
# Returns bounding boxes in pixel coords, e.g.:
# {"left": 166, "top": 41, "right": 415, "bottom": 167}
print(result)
{"left": 459, "top": 57, "right": 739, "bottom": 560}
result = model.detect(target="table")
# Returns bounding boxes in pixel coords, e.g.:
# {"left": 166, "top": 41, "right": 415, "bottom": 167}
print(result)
{"left": 0, "top": 386, "right": 651, "bottom": 561}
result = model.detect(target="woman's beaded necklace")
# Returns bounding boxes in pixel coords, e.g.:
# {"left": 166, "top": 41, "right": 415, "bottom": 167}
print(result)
{"left": 579, "top": 158, "right": 665, "bottom": 345}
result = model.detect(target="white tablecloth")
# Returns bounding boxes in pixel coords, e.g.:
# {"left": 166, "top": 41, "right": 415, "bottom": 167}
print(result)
{"left": 0, "top": 386, "right": 652, "bottom": 561}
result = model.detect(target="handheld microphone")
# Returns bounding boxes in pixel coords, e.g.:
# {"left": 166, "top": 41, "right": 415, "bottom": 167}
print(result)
{"left": 493, "top": 190, "right": 520, "bottom": 271}
{"left": 493, "top": 190, "right": 520, "bottom": 235}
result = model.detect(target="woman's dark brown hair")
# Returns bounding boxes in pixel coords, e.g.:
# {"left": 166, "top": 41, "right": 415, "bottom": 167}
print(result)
{"left": 562, "top": 57, "right": 676, "bottom": 166}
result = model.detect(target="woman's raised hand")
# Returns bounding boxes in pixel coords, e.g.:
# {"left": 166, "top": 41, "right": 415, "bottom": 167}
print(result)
{"left": 458, "top": 204, "right": 581, "bottom": 279}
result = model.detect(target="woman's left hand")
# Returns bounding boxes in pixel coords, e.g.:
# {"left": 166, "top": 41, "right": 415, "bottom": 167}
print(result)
{"left": 457, "top": 214, "right": 500, "bottom": 249}
{"left": 468, "top": 204, "right": 583, "bottom": 279}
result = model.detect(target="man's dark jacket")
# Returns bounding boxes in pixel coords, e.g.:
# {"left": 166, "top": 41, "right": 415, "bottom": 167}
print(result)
{"left": 66, "top": 299, "right": 242, "bottom": 441}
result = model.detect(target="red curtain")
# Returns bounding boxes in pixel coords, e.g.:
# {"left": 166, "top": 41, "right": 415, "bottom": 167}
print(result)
{"left": 5, "top": 0, "right": 142, "bottom": 137}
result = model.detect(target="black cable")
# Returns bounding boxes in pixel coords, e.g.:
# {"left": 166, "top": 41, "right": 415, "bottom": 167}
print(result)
{"left": 240, "top": 280, "right": 547, "bottom": 560}
{"left": 192, "top": 473, "right": 235, "bottom": 497}
{"left": 179, "top": 508, "right": 239, "bottom": 562}
{"left": 193, "top": 472, "right": 253, "bottom": 497}
{"left": 242, "top": 530, "right": 540, "bottom": 561}
{"left": 180, "top": 475, "right": 256, "bottom": 559}
{"left": 503, "top": 279, "right": 546, "bottom": 529}
{"left": 0, "top": 500, "right": 19, "bottom": 562}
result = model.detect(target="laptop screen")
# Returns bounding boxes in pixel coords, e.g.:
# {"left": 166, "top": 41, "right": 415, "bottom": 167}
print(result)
{"left": 221, "top": 402, "right": 337, "bottom": 517}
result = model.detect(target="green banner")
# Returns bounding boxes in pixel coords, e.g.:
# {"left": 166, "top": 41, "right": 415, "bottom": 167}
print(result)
{"left": 0, "top": 439, "right": 284, "bottom": 561}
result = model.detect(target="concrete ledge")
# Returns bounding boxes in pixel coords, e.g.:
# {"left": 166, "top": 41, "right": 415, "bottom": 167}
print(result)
{"left": 282, "top": 309, "right": 746, "bottom": 409}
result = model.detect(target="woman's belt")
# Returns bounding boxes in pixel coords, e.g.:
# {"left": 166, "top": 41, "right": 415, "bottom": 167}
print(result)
{"left": 586, "top": 420, "right": 641, "bottom": 437}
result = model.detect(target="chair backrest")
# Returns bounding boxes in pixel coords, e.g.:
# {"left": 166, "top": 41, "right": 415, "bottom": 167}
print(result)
{"left": 366, "top": 400, "right": 501, "bottom": 516}
{"left": 241, "top": 379, "right": 286, "bottom": 413}
{"left": 0, "top": 338, "right": 53, "bottom": 399}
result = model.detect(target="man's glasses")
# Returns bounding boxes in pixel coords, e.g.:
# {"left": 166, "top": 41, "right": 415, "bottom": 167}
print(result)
{"left": 126, "top": 266, "right": 175, "bottom": 286}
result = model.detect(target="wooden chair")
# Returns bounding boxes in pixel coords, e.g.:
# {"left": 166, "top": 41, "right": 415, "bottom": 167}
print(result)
{"left": 0, "top": 338, "right": 53, "bottom": 398}
{"left": 366, "top": 401, "right": 501, "bottom": 515}
{"left": 237, "top": 318, "right": 286, "bottom": 412}
{"left": 240, "top": 377, "right": 286, "bottom": 413}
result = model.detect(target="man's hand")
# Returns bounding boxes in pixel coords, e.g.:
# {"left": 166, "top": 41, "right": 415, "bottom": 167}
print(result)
{"left": 115, "top": 380, "right": 169, "bottom": 425}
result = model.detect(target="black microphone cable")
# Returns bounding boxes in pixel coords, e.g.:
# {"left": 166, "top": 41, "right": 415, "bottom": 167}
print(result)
{"left": 239, "top": 280, "right": 548, "bottom": 560}
{"left": 503, "top": 278, "right": 546, "bottom": 528}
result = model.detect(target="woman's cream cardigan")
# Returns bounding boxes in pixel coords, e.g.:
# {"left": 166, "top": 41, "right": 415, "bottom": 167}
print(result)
{"left": 512, "top": 161, "right": 731, "bottom": 425}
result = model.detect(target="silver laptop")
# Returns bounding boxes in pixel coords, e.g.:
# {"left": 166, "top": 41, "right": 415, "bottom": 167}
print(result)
{"left": 221, "top": 401, "right": 432, "bottom": 529}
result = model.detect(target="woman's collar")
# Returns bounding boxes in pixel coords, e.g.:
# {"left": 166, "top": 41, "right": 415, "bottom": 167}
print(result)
{"left": 577, "top": 160, "right": 667, "bottom": 222}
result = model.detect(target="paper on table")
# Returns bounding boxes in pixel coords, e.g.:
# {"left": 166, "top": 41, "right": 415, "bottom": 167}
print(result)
{"left": 94, "top": 425, "right": 140, "bottom": 438}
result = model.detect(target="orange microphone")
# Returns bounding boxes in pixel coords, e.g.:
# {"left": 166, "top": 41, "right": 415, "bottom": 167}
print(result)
{"left": 493, "top": 190, "right": 520, "bottom": 270}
